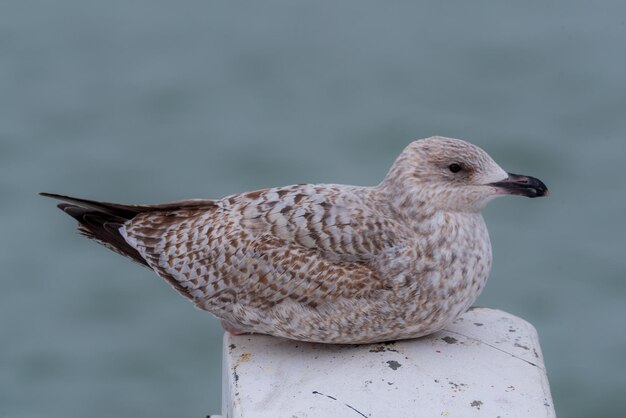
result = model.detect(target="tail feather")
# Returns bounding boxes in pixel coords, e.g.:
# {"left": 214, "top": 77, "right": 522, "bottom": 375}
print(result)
{"left": 41, "top": 192, "right": 216, "bottom": 268}
{"left": 56, "top": 202, "right": 149, "bottom": 266}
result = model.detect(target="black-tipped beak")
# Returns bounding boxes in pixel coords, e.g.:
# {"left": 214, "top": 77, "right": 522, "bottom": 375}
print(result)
{"left": 489, "top": 173, "right": 549, "bottom": 198}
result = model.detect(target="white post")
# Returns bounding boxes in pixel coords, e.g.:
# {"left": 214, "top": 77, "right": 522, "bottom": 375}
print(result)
{"left": 213, "top": 307, "right": 555, "bottom": 418}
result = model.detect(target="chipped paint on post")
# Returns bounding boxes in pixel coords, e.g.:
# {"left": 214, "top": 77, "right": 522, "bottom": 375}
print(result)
{"left": 219, "top": 308, "right": 555, "bottom": 417}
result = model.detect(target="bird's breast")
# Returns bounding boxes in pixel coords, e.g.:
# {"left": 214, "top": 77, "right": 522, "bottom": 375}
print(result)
{"left": 392, "top": 212, "right": 492, "bottom": 334}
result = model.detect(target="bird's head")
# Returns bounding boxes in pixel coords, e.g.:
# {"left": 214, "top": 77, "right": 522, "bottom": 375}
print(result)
{"left": 382, "top": 136, "right": 548, "bottom": 213}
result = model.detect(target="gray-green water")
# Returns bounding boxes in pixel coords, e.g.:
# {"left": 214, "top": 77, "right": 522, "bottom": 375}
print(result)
{"left": 2, "top": 1, "right": 625, "bottom": 417}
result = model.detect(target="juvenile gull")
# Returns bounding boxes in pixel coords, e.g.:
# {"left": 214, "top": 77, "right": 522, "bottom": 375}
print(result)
{"left": 42, "top": 136, "right": 548, "bottom": 344}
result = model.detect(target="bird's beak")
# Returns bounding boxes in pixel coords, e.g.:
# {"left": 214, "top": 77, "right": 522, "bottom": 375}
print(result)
{"left": 489, "top": 173, "right": 549, "bottom": 198}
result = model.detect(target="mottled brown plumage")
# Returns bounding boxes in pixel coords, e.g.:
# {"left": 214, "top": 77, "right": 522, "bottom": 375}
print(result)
{"left": 42, "top": 136, "right": 548, "bottom": 343}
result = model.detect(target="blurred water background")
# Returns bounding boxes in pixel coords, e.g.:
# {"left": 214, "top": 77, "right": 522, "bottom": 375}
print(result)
{"left": 1, "top": 1, "right": 625, "bottom": 417}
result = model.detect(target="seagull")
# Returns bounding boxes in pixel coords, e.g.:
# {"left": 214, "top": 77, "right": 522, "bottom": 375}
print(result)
{"left": 41, "top": 136, "right": 548, "bottom": 344}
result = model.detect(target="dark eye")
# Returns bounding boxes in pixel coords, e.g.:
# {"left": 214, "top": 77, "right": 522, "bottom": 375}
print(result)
{"left": 448, "top": 163, "right": 462, "bottom": 173}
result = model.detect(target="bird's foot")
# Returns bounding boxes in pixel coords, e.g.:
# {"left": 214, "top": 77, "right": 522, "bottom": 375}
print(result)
{"left": 221, "top": 319, "right": 247, "bottom": 335}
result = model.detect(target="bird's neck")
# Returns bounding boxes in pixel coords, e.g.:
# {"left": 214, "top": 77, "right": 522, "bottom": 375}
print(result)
{"left": 374, "top": 182, "right": 485, "bottom": 233}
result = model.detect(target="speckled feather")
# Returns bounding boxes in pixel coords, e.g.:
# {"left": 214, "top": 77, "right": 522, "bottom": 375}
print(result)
{"left": 44, "top": 136, "right": 545, "bottom": 344}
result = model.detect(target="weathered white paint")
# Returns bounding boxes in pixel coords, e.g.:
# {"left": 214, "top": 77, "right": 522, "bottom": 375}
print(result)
{"left": 216, "top": 308, "right": 555, "bottom": 418}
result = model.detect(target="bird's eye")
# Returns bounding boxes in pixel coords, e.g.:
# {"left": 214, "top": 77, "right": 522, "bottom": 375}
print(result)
{"left": 448, "top": 163, "right": 462, "bottom": 173}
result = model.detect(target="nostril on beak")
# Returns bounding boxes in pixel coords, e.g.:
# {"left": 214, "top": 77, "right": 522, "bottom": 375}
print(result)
{"left": 510, "top": 174, "right": 529, "bottom": 184}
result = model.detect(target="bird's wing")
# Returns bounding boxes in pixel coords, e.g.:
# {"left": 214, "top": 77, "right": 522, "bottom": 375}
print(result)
{"left": 227, "top": 184, "right": 404, "bottom": 262}
{"left": 121, "top": 185, "right": 402, "bottom": 307}
{"left": 126, "top": 213, "right": 390, "bottom": 312}
{"left": 214, "top": 234, "right": 390, "bottom": 312}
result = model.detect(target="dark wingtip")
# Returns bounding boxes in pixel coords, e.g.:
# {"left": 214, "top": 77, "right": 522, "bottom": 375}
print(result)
{"left": 56, "top": 203, "right": 88, "bottom": 221}
{"left": 39, "top": 193, "right": 140, "bottom": 219}
{"left": 40, "top": 192, "right": 74, "bottom": 201}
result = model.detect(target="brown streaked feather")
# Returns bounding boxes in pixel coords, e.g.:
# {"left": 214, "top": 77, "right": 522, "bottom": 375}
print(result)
{"left": 236, "top": 234, "right": 389, "bottom": 307}
{"left": 42, "top": 193, "right": 219, "bottom": 301}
